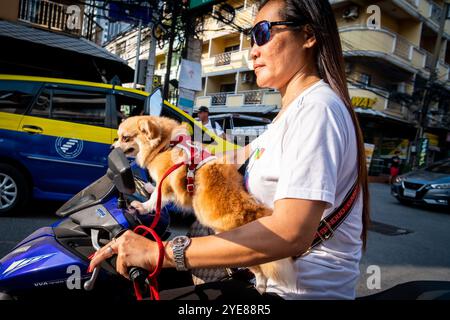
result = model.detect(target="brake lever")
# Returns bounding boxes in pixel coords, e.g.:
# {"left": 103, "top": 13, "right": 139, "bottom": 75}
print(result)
{"left": 83, "top": 266, "right": 100, "bottom": 291}
{"left": 84, "top": 230, "right": 101, "bottom": 291}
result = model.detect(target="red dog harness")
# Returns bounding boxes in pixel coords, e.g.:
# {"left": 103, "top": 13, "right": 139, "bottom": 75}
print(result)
{"left": 169, "top": 134, "right": 217, "bottom": 195}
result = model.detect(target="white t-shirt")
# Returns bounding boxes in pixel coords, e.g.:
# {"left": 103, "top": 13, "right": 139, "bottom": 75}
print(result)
{"left": 203, "top": 119, "right": 224, "bottom": 136}
{"left": 244, "top": 80, "right": 363, "bottom": 300}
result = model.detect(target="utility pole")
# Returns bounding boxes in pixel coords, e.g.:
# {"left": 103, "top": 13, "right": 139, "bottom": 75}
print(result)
{"left": 144, "top": 27, "right": 157, "bottom": 93}
{"left": 133, "top": 19, "right": 143, "bottom": 89}
{"left": 144, "top": 0, "right": 163, "bottom": 93}
{"left": 414, "top": 1, "right": 449, "bottom": 168}
{"left": 163, "top": 2, "right": 178, "bottom": 100}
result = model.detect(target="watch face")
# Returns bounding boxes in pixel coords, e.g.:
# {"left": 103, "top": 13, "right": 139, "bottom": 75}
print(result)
{"left": 172, "top": 236, "right": 190, "bottom": 247}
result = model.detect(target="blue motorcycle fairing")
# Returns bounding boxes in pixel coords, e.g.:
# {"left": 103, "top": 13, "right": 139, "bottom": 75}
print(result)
{"left": 9, "top": 227, "right": 55, "bottom": 253}
{"left": 0, "top": 234, "right": 89, "bottom": 292}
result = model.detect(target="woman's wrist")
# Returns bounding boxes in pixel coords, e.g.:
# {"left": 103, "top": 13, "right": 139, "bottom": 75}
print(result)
{"left": 162, "top": 241, "right": 175, "bottom": 268}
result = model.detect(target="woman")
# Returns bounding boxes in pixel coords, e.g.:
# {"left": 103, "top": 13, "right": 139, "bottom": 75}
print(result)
{"left": 89, "top": 0, "right": 370, "bottom": 300}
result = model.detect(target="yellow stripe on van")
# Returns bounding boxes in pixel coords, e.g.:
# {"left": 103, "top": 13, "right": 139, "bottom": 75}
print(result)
{"left": 20, "top": 116, "right": 112, "bottom": 144}
{"left": 0, "top": 112, "right": 24, "bottom": 131}
{"left": 114, "top": 86, "right": 150, "bottom": 96}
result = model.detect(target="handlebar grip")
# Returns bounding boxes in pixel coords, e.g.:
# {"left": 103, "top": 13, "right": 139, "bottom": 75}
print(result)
{"left": 128, "top": 266, "right": 149, "bottom": 283}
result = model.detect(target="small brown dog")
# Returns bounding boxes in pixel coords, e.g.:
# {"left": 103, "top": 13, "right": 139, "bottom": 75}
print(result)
{"left": 114, "top": 115, "right": 296, "bottom": 292}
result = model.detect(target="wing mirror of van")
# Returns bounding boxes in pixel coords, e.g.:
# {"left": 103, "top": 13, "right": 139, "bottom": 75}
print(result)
{"left": 144, "top": 87, "right": 163, "bottom": 116}
{"left": 106, "top": 148, "right": 136, "bottom": 195}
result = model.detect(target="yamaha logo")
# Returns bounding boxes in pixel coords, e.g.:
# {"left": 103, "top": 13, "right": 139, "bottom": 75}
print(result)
{"left": 55, "top": 137, "right": 84, "bottom": 159}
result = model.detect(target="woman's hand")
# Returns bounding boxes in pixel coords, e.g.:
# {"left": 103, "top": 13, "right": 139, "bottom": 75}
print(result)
{"left": 88, "top": 231, "right": 159, "bottom": 280}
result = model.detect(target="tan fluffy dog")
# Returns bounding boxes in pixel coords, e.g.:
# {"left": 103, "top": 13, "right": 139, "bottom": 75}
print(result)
{"left": 114, "top": 115, "right": 296, "bottom": 293}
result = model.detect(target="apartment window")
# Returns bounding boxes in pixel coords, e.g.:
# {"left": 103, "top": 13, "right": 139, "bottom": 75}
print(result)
{"left": 359, "top": 73, "right": 371, "bottom": 86}
{"left": 220, "top": 83, "right": 236, "bottom": 93}
{"left": 224, "top": 45, "right": 239, "bottom": 53}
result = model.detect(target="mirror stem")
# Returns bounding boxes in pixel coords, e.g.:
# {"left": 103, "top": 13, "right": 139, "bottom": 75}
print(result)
{"left": 118, "top": 193, "right": 127, "bottom": 209}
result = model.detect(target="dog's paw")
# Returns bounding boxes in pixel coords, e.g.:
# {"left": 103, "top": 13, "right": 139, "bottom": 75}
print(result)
{"left": 144, "top": 182, "right": 155, "bottom": 194}
{"left": 130, "top": 200, "right": 151, "bottom": 215}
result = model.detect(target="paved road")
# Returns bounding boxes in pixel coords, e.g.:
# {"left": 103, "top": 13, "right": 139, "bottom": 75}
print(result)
{"left": 357, "top": 183, "right": 450, "bottom": 297}
{"left": 0, "top": 200, "right": 62, "bottom": 258}
{"left": 1, "top": 183, "right": 449, "bottom": 298}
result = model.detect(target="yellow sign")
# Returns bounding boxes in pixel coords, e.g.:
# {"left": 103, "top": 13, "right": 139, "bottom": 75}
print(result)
{"left": 424, "top": 133, "right": 439, "bottom": 147}
{"left": 388, "top": 139, "right": 409, "bottom": 158}
{"left": 153, "top": 75, "right": 161, "bottom": 89}
{"left": 351, "top": 96, "right": 377, "bottom": 109}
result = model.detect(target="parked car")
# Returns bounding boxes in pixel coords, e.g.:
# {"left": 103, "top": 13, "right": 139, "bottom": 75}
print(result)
{"left": 391, "top": 158, "right": 450, "bottom": 209}
{"left": 0, "top": 74, "right": 235, "bottom": 215}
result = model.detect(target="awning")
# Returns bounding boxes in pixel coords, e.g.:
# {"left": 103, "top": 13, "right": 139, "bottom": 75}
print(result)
{"left": 0, "top": 20, "right": 133, "bottom": 82}
{"left": 354, "top": 107, "right": 413, "bottom": 124}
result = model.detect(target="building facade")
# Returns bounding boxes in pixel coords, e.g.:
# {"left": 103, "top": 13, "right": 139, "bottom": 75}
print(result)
{"left": 104, "top": 25, "right": 182, "bottom": 103}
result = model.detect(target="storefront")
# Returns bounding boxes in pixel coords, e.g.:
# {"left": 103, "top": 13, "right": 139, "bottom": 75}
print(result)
{"left": 356, "top": 108, "right": 417, "bottom": 176}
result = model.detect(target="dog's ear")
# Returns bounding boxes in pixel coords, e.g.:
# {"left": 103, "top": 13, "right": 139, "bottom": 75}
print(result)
{"left": 137, "top": 117, "right": 161, "bottom": 141}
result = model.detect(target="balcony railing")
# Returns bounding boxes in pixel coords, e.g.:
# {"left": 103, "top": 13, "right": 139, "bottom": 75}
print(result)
{"left": 422, "top": 51, "right": 450, "bottom": 82}
{"left": 209, "top": 92, "right": 231, "bottom": 106}
{"left": 18, "top": 0, "right": 80, "bottom": 36}
{"left": 240, "top": 89, "right": 271, "bottom": 104}
{"left": 203, "top": 49, "right": 252, "bottom": 75}
{"left": 394, "top": 36, "right": 412, "bottom": 61}
{"left": 206, "top": 89, "right": 276, "bottom": 106}
{"left": 429, "top": 1, "right": 443, "bottom": 25}
{"left": 340, "top": 26, "right": 426, "bottom": 71}
{"left": 216, "top": 5, "right": 257, "bottom": 29}
{"left": 424, "top": 50, "right": 434, "bottom": 70}
{"left": 214, "top": 51, "right": 234, "bottom": 66}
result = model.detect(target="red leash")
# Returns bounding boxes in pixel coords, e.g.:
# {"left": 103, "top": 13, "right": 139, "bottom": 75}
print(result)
{"left": 132, "top": 162, "right": 185, "bottom": 300}
{"left": 130, "top": 135, "right": 213, "bottom": 300}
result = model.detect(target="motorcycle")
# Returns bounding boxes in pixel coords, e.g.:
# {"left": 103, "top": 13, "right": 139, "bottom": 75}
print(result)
{"left": 0, "top": 148, "right": 193, "bottom": 301}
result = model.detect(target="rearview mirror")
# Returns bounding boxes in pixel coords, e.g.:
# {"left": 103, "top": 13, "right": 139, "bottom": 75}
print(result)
{"left": 144, "top": 87, "right": 163, "bottom": 116}
{"left": 107, "top": 148, "right": 136, "bottom": 195}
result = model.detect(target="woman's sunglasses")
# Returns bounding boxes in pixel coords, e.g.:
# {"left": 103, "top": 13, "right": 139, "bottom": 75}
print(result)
{"left": 249, "top": 20, "right": 302, "bottom": 47}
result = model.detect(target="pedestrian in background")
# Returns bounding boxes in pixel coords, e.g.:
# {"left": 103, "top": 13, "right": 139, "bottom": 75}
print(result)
{"left": 197, "top": 106, "right": 227, "bottom": 140}
{"left": 390, "top": 150, "right": 401, "bottom": 184}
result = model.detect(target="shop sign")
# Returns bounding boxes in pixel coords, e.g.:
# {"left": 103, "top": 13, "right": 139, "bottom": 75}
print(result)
{"left": 351, "top": 96, "right": 377, "bottom": 108}
{"left": 417, "top": 138, "right": 429, "bottom": 168}
{"left": 424, "top": 133, "right": 439, "bottom": 147}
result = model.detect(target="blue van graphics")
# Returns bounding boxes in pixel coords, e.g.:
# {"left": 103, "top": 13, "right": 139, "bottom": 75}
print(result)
{"left": 55, "top": 138, "right": 84, "bottom": 159}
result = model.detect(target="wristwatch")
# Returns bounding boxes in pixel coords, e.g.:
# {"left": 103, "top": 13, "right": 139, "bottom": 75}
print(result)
{"left": 169, "top": 236, "right": 191, "bottom": 271}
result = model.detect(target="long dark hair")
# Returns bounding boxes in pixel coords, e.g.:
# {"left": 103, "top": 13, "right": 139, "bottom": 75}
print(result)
{"left": 259, "top": 0, "right": 370, "bottom": 248}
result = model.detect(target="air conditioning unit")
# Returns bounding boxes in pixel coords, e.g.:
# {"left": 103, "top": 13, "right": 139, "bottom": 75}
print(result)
{"left": 241, "top": 72, "right": 255, "bottom": 83}
{"left": 342, "top": 6, "right": 359, "bottom": 20}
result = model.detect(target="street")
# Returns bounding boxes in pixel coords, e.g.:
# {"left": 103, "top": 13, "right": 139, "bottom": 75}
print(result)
{"left": 0, "top": 183, "right": 449, "bottom": 298}
{"left": 357, "top": 183, "right": 450, "bottom": 297}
